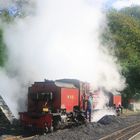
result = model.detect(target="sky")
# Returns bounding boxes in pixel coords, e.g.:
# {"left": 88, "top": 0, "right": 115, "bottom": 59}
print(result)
{"left": 105, "top": 0, "right": 116, "bottom": 8}
{"left": 108, "top": 0, "right": 140, "bottom": 9}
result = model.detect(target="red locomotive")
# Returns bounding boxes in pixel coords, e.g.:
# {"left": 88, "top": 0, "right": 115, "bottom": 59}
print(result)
{"left": 19, "top": 79, "right": 90, "bottom": 132}
{"left": 19, "top": 79, "right": 122, "bottom": 132}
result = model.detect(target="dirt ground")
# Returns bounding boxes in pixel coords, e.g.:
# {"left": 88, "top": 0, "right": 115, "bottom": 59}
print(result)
{"left": 31, "top": 113, "right": 140, "bottom": 140}
{"left": 1, "top": 111, "right": 140, "bottom": 140}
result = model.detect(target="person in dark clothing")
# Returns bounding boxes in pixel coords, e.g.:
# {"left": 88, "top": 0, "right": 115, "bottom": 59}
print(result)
{"left": 116, "top": 106, "right": 120, "bottom": 116}
{"left": 85, "top": 96, "right": 93, "bottom": 122}
{"left": 118, "top": 104, "right": 123, "bottom": 114}
{"left": 113, "top": 104, "right": 116, "bottom": 110}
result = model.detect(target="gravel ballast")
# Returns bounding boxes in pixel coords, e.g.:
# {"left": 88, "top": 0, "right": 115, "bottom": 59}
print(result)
{"left": 1, "top": 113, "right": 140, "bottom": 140}
{"left": 31, "top": 114, "right": 140, "bottom": 140}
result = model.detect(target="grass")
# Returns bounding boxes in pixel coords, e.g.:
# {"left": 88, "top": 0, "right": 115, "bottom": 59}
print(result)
{"left": 121, "top": 109, "right": 140, "bottom": 117}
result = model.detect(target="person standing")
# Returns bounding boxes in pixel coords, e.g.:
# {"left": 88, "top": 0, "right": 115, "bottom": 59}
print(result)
{"left": 85, "top": 94, "right": 93, "bottom": 122}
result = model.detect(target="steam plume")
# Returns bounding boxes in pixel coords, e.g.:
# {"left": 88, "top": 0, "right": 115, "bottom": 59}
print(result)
{"left": 0, "top": 0, "right": 125, "bottom": 117}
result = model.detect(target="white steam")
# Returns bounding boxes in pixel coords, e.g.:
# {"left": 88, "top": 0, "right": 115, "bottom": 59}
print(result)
{"left": 91, "top": 90, "right": 116, "bottom": 122}
{"left": 0, "top": 0, "right": 125, "bottom": 117}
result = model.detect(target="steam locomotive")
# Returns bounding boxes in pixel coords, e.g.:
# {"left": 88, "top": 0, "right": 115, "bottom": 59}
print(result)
{"left": 19, "top": 79, "right": 122, "bottom": 133}
{"left": 19, "top": 79, "right": 91, "bottom": 132}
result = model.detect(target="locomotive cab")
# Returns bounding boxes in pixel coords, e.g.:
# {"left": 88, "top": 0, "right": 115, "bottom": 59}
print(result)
{"left": 28, "top": 92, "right": 53, "bottom": 113}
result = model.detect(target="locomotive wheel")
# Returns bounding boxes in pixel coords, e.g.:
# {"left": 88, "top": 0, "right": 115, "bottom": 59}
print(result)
{"left": 44, "top": 127, "right": 49, "bottom": 134}
{"left": 54, "top": 121, "right": 61, "bottom": 130}
{"left": 49, "top": 126, "right": 54, "bottom": 133}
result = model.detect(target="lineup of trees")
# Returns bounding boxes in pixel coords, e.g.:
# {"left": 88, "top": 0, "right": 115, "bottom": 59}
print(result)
{"left": 0, "top": 11, "right": 12, "bottom": 67}
{"left": 0, "top": 29, "right": 6, "bottom": 67}
{"left": 105, "top": 6, "right": 140, "bottom": 106}
{"left": 0, "top": 6, "right": 140, "bottom": 106}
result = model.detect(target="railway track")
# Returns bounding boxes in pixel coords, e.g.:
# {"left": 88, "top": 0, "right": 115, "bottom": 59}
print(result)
{"left": 99, "top": 122, "right": 140, "bottom": 140}
{"left": 3, "top": 135, "right": 36, "bottom": 140}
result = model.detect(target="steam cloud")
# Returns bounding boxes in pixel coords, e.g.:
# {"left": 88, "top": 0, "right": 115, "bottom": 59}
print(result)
{"left": 0, "top": 0, "right": 125, "bottom": 117}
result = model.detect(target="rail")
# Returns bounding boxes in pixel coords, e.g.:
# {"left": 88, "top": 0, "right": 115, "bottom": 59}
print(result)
{"left": 99, "top": 122, "right": 140, "bottom": 140}
{"left": 3, "top": 135, "right": 36, "bottom": 140}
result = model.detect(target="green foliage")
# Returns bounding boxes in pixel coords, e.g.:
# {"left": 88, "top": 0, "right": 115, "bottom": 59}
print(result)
{"left": 120, "top": 6, "right": 140, "bottom": 20}
{"left": 0, "top": 29, "right": 7, "bottom": 67}
{"left": 105, "top": 6, "right": 140, "bottom": 106}
{"left": 0, "top": 11, "right": 14, "bottom": 23}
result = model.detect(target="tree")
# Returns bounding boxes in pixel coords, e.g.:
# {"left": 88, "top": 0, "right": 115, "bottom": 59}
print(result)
{"left": 104, "top": 6, "right": 140, "bottom": 106}
{"left": 0, "top": 29, "right": 7, "bottom": 67}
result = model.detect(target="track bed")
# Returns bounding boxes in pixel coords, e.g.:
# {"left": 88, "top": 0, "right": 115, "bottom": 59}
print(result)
{"left": 1, "top": 113, "right": 140, "bottom": 140}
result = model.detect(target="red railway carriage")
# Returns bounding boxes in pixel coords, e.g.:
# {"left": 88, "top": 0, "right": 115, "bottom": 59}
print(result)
{"left": 108, "top": 93, "right": 122, "bottom": 107}
{"left": 19, "top": 79, "right": 90, "bottom": 132}
{"left": 113, "top": 95, "right": 122, "bottom": 107}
